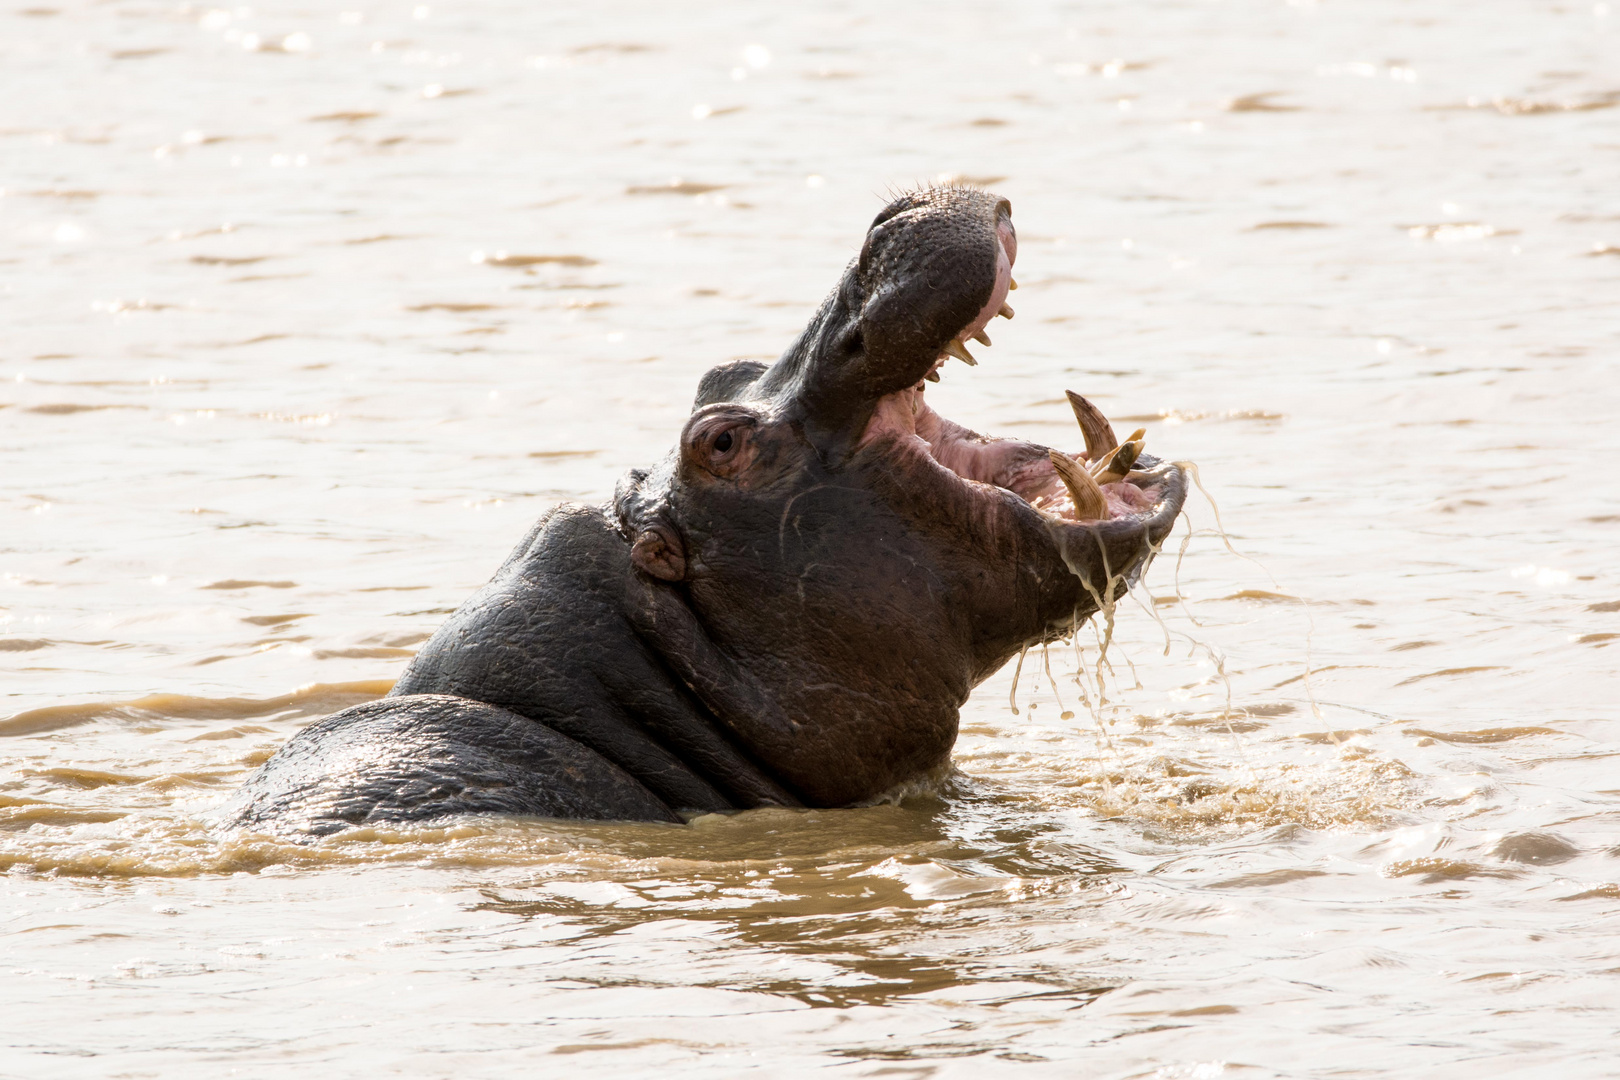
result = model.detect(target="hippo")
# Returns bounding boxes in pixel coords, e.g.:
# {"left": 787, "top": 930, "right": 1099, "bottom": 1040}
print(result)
{"left": 221, "top": 187, "right": 1188, "bottom": 834}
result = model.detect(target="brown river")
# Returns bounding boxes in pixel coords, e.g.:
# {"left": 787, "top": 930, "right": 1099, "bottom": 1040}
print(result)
{"left": 3, "top": 1, "right": 1618, "bottom": 1075}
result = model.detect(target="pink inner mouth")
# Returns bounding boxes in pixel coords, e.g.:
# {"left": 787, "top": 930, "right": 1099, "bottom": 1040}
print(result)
{"left": 861, "top": 387, "right": 1158, "bottom": 522}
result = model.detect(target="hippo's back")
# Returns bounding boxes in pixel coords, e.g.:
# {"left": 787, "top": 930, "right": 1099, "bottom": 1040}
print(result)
{"left": 220, "top": 694, "right": 680, "bottom": 835}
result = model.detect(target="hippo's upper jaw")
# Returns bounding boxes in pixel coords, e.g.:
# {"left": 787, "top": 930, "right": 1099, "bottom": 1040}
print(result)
{"left": 750, "top": 186, "right": 1018, "bottom": 460}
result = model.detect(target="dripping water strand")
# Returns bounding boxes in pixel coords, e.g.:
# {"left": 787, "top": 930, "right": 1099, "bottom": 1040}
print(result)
{"left": 1178, "top": 460, "right": 1328, "bottom": 742}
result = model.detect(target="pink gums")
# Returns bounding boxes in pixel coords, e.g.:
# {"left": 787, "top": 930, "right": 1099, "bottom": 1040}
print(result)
{"left": 861, "top": 385, "right": 1159, "bottom": 524}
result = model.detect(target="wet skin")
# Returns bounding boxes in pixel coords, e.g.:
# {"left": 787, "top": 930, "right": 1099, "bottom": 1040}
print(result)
{"left": 222, "top": 188, "right": 1188, "bottom": 835}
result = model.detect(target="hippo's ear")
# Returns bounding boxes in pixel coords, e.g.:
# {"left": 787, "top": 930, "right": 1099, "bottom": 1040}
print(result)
{"left": 693, "top": 359, "right": 767, "bottom": 410}
{"left": 630, "top": 523, "right": 686, "bottom": 582}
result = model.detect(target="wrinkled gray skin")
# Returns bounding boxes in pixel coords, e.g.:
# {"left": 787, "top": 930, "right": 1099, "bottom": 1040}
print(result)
{"left": 222, "top": 188, "right": 1187, "bottom": 835}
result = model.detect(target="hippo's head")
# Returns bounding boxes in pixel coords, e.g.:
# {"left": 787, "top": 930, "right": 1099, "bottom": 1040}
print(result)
{"left": 615, "top": 188, "right": 1186, "bottom": 806}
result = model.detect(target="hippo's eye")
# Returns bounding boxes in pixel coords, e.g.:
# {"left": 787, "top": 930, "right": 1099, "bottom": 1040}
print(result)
{"left": 685, "top": 409, "right": 756, "bottom": 478}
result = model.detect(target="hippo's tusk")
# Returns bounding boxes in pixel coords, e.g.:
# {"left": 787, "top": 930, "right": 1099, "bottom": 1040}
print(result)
{"left": 1009, "top": 277, "right": 1019, "bottom": 290}
{"left": 971, "top": 329, "right": 991, "bottom": 346}
{"left": 1064, "top": 390, "right": 1118, "bottom": 464}
{"left": 998, "top": 302, "right": 1014, "bottom": 319}
{"left": 924, "top": 368, "right": 941, "bottom": 383}
{"left": 1091, "top": 438, "right": 1144, "bottom": 484}
{"left": 1049, "top": 450, "right": 1109, "bottom": 520}
{"left": 942, "top": 339, "right": 977, "bottom": 366}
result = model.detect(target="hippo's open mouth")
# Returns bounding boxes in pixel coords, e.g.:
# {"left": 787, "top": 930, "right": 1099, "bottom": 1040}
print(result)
{"left": 862, "top": 374, "right": 1170, "bottom": 527}
{"left": 852, "top": 199, "right": 1175, "bottom": 534}
{"left": 859, "top": 278, "right": 1170, "bottom": 535}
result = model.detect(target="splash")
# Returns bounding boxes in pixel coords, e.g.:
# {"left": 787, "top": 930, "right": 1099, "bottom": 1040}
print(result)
{"left": 995, "top": 459, "right": 1410, "bottom": 834}
{"left": 1045, "top": 747, "right": 1418, "bottom": 832}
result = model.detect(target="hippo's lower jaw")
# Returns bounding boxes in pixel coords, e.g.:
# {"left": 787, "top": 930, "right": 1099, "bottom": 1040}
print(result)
{"left": 857, "top": 333, "right": 1185, "bottom": 640}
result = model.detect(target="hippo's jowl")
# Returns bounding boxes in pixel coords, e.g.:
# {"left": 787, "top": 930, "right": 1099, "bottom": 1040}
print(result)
{"left": 222, "top": 188, "right": 1188, "bottom": 833}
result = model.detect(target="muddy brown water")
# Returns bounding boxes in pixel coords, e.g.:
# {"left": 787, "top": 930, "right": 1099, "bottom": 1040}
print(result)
{"left": 3, "top": 1, "right": 1619, "bottom": 1076}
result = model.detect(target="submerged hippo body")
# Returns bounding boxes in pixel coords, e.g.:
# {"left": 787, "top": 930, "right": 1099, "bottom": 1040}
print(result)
{"left": 223, "top": 188, "right": 1188, "bottom": 835}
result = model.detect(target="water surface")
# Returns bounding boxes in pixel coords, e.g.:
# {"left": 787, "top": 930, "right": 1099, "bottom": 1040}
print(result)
{"left": 3, "top": 1, "right": 1619, "bottom": 1075}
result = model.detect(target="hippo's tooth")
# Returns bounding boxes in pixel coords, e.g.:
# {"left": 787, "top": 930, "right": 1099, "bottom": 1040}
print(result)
{"left": 1064, "top": 390, "right": 1118, "bottom": 463}
{"left": 942, "top": 339, "right": 977, "bottom": 366}
{"left": 1009, "top": 277, "right": 1019, "bottom": 290}
{"left": 971, "top": 329, "right": 991, "bottom": 346}
{"left": 1090, "top": 430, "right": 1147, "bottom": 480}
{"left": 1049, "top": 450, "right": 1109, "bottom": 521}
{"left": 998, "top": 302, "right": 1015, "bottom": 319}
{"left": 1091, "top": 438, "right": 1143, "bottom": 484}
{"left": 924, "top": 368, "right": 941, "bottom": 383}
